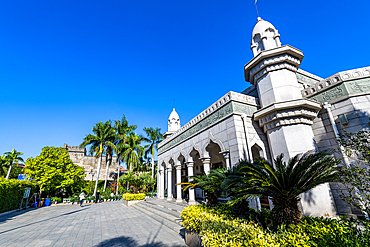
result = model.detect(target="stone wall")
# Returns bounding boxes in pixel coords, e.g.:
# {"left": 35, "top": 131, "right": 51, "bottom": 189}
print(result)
{"left": 63, "top": 144, "right": 119, "bottom": 181}
{"left": 310, "top": 94, "right": 370, "bottom": 216}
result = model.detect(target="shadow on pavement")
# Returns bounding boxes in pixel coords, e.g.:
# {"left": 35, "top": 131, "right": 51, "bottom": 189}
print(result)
{"left": 94, "top": 223, "right": 185, "bottom": 247}
{"left": 0, "top": 207, "right": 39, "bottom": 224}
{"left": 0, "top": 207, "right": 89, "bottom": 234}
{"left": 94, "top": 236, "right": 185, "bottom": 247}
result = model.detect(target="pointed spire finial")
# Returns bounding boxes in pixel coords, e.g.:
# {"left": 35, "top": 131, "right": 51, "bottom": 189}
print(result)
{"left": 255, "top": 0, "right": 260, "bottom": 18}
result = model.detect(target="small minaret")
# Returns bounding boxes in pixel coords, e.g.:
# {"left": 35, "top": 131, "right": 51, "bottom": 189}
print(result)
{"left": 163, "top": 108, "right": 181, "bottom": 139}
{"left": 245, "top": 18, "right": 336, "bottom": 217}
{"left": 245, "top": 17, "right": 321, "bottom": 159}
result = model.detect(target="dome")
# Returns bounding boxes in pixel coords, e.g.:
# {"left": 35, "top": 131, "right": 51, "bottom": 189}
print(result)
{"left": 168, "top": 108, "right": 181, "bottom": 132}
{"left": 252, "top": 17, "right": 277, "bottom": 40}
{"left": 169, "top": 108, "right": 179, "bottom": 121}
{"left": 250, "top": 17, "right": 281, "bottom": 57}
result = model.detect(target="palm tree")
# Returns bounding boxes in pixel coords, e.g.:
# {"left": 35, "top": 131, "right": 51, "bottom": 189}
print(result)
{"left": 102, "top": 121, "right": 116, "bottom": 192}
{"left": 180, "top": 168, "right": 229, "bottom": 206}
{"left": 0, "top": 155, "right": 8, "bottom": 177}
{"left": 223, "top": 151, "right": 340, "bottom": 226}
{"left": 4, "top": 149, "right": 24, "bottom": 180}
{"left": 143, "top": 127, "right": 163, "bottom": 178}
{"left": 80, "top": 121, "right": 115, "bottom": 196}
{"left": 122, "top": 133, "right": 144, "bottom": 172}
{"left": 114, "top": 115, "right": 137, "bottom": 195}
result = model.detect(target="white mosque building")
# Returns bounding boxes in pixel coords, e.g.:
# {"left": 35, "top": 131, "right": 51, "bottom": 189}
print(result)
{"left": 157, "top": 17, "right": 370, "bottom": 217}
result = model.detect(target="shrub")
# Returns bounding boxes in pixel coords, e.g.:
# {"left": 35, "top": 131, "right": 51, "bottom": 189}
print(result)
{"left": 181, "top": 204, "right": 370, "bottom": 247}
{"left": 287, "top": 216, "right": 370, "bottom": 246}
{"left": 51, "top": 197, "right": 62, "bottom": 203}
{"left": 122, "top": 193, "right": 145, "bottom": 201}
{"left": 0, "top": 178, "right": 38, "bottom": 213}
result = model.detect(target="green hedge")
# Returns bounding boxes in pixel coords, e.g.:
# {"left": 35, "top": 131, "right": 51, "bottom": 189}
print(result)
{"left": 0, "top": 178, "right": 38, "bottom": 213}
{"left": 122, "top": 193, "right": 145, "bottom": 201}
{"left": 181, "top": 204, "right": 370, "bottom": 247}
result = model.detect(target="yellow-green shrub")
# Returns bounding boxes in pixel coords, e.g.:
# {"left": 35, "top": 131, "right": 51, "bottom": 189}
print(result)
{"left": 0, "top": 178, "right": 38, "bottom": 213}
{"left": 181, "top": 205, "right": 370, "bottom": 247}
{"left": 122, "top": 193, "right": 145, "bottom": 201}
{"left": 181, "top": 204, "right": 281, "bottom": 246}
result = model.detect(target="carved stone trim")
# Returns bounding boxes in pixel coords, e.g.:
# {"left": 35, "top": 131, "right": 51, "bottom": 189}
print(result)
{"left": 302, "top": 66, "right": 370, "bottom": 98}
{"left": 262, "top": 116, "right": 314, "bottom": 132}
{"left": 253, "top": 99, "right": 321, "bottom": 133}
{"left": 244, "top": 45, "right": 304, "bottom": 85}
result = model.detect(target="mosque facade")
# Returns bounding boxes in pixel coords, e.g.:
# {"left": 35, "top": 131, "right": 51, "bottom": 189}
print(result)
{"left": 157, "top": 18, "right": 370, "bottom": 217}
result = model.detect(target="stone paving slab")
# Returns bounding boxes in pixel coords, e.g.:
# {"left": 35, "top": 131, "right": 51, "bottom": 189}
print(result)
{"left": 0, "top": 201, "right": 186, "bottom": 247}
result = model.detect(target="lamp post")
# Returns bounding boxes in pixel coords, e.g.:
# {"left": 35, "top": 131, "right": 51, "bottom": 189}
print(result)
{"left": 90, "top": 171, "right": 95, "bottom": 197}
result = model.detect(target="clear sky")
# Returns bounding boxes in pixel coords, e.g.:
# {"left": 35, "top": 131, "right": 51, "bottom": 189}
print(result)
{"left": 0, "top": 0, "right": 369, "bottom": 160}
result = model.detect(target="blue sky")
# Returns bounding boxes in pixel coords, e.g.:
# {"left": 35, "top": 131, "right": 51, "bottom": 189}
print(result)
{"left": 0, "top": 0, "right": 369, "bottom": 160}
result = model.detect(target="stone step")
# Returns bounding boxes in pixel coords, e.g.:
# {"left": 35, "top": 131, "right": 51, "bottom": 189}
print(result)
{"left": 143, "top": 201, "right": 181, "bottom": 217}
{"left": 132, "top": 202, "right": 184, "bottom": 236}
{"left": 145, "top": 198, "right": 187, "bottom": 213}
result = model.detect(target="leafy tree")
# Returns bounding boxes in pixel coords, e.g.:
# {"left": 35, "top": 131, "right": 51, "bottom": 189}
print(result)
{"left": 80, "top": 121, "right": 115, "bottom": 196}
{"left": 180, "top": 168, "right": 229, "bottom": 206}
{"left": 339, "top": 120, "right": 370, "bottom": 219}
{"left": 0, "top": 155, "right": 8, "bottom": 177}
{"left": 122, "top": 133, "right": 144, "bottom": 172}
{"left": 119, "top": 171, "right": 144, "bottom": 192}
{"left": 221, "top": 161, "right": 257, "bottom": 205}
{"left": 4, "top": 149, "right": 24, "bottom": 180}
{"left": 25, "top": 147, "right": 85, "bottom": 196}
{"left": 140, "top": 172, "right": 155, "bottom": 192}
{"left": 223, "top": 151, "right": 340, "bottom": 226}
{"left": 143, "top": 127, "right": 163, "bottom": 178}
{"left": 114, "top": 115, "right": 137, "bottom": 195}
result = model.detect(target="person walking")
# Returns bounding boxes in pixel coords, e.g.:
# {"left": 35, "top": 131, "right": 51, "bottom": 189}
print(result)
{"left": 95, "top": 190, "right": 100, "bottom": 203}
{"left": 79, "top": 191, "right": 85, "bottom": 207}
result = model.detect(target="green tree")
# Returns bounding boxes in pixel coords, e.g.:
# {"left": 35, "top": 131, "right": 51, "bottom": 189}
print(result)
{"left": 80, "top": 121, "right": 116, "bottom": 196}
{"left": 180, "top": 168, "right": 229, "bottom": 206}
{"left": 0, "top": 155, "right": 8, "bottom": 177}
{"left": 140, "top": 172, "right": 155, "bottom": 192}
{"left": 223, "top": 151, "right": 340, "bottom": 226}
{"left": 122, "top": 133, "right": 144, "bottom": 172}
{"left": 143, "top": 127, "right": 163, "bottom": 178}
{"left": 4, "top": 149, "right": 24, "bottom": 180}
{"left": 119, "top": 171, "right": 143, "bottom": 192}
{"left": 24, "top": 147, "right": 85, "bottom": 196}
{"left": 114, "top": 115, "right": 137, "bottom": 195}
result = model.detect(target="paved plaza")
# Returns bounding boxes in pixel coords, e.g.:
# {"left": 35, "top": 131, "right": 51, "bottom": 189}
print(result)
{"left": 0, "top": 201, "right": 186, "bottom": 247}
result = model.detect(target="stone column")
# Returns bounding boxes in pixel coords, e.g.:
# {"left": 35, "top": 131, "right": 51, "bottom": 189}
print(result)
{"left": 221, "top": 151, "right": 231, "bottom": 169}
{"left": 167, "top": 166, "right": 173, "bottom": 201}
{"left": 175, "top": 161, "right": 183, "bottom": 203}
{"left": 159, "top": 169, "right": 165, "bottom": 199}
{"left": 201, "top": 158, "right": 211, "bottom": 175}
{"left": 186, "top": 162, "right": 196, "bottom": 204}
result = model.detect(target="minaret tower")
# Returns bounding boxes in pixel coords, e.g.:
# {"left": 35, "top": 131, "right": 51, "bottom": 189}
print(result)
{"left": 163, "top": 108, "right": 181, "bottom": 139}
{"left": 245, "top": 18, "right": 336, "bottom": 217}
{"left": 245, "top": 18, "right": 321, "bottom": 159}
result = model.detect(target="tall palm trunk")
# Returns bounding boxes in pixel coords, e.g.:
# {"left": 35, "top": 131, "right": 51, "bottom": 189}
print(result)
{"left": 103, "top": 154, "right": 111, "bottom": 192}
{"left": 5, "top": 162, "right": 12, "bottom": 180}
{"left": 94, "top": 154, "right": 102, "bottom": 196}
{"left": 116, "top": 154, "right": 121, "bottom": 196}
{"left": 151, "top": 146, "right": 155, "bottom": 178}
